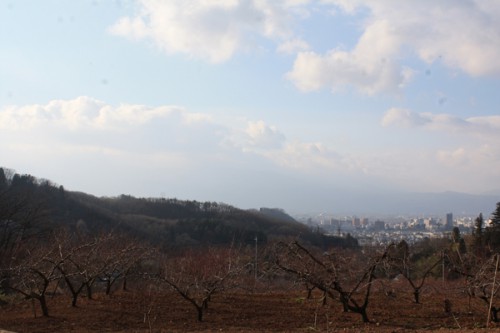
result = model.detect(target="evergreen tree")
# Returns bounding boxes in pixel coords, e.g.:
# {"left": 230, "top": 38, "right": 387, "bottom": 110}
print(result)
{"left": 491, "top": 202, "right": 500, "bottom": 229}
{"left": 473, "top": 213, "right": 484, "bottom": 255}
{"left": 452, "top": 226, "right": 461, "bottom": 243}
{"left": 483, "top": 203, "right": 500, "bottom": 251}
{"left": 450, "top": 227, "right": 467, "bottom": 255}
{"left": 0, "top": 168, "right": 7, "bottom": 191}
{"left": 474, "top": 213, "right": 483, "bottom": 237}
{"left": 458, "top": 238, "right": 467, "bottom": 255}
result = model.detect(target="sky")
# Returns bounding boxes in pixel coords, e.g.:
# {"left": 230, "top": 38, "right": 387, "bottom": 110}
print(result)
{"left": 1, "top": 0, "right": 500, "bottom": 214}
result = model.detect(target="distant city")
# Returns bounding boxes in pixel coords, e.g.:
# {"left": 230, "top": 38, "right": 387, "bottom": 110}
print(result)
{"left": 294, "top": 212, "right": 484, "bottom": 246}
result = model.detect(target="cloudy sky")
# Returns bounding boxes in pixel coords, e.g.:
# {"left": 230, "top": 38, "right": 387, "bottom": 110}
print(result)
{"left": 1, "top": 0, "right": 500, "bottom": 213}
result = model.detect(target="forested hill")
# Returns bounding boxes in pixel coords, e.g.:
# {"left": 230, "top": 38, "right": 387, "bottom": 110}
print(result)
{"left": 0, "top": 168, "right": 358, "bottom": 249}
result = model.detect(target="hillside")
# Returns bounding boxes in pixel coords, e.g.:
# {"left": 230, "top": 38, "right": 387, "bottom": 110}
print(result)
{"left": 0, "top": 167, "right": 355, "bottom": 249}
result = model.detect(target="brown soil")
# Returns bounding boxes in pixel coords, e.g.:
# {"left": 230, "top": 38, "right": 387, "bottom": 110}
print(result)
{"left": 1, "top": 280, "right": 499, "bottom": 332}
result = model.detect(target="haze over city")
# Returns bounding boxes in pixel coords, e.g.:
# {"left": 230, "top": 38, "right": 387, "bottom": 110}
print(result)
{"left": 1, "top": 1, "right": 500, "bottom": 214}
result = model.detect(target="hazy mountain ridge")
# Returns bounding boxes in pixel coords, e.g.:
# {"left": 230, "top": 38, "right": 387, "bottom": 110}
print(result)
{"left": 305, "top": 189, "right": 499, "bottom": 216}
{"left": 2, "top": 167, "right": 497, "bottom": 249}
{"left": 1, "top": 167, "right": 358, "bottom": 248}
{"left": 372, "top": 191, "right": 499, "bottom": 216}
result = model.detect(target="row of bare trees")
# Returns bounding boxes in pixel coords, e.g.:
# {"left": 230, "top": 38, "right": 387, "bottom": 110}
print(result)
{"left": 273, "top": 239, "right": 500, "bottom": 325}
{"left": 2, "top": 184, "right": 500, "bottom": 327}
{"left": 2, "top": 230, "right": 151, "bottom": 316}
{"left": 3, "top": 230, "right": 500, "bottom": 326}
{"left": 0, "top": 225, "right": 252, "bottom": 322}
{"left": 3, "top": 167, "right": 500, "bottom": 327}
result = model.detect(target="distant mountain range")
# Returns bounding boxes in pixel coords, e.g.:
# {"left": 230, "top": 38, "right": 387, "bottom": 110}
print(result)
{"left": 2, "top": 167, "right": 497, "bottom": 242}
{"left": 388, "top": 191, "right": 499, "bottom": 216}
{"left": 0, "top": 167, "right": 358, "bottom": 249}
{"left": 309, "top": 189, "right": 499, "bottom": 216}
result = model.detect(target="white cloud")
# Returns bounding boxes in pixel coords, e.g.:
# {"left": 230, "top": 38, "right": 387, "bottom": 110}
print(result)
{"left": 277, "top": 38, "right": 309, "bottom": 54}
{"left": 381, "top": 108, "right": 500, "bottom": 138}
{"left": 0, "top": 96, "right": 199, "bottom": 131}
{"left": 222, "top": 119, "right": 287, "bottom": 154}
{"left": 0, "top": 96, "right": 226, "bottom": 163}
{"left": 381, "top": 108, "right": 430, "bottom": 128}
{"left": 436, "top": 147, "right": 468, "bottom": 168}
{"left": 221, "top": 119, "right": 353, "bottom": 177}
{"left": 289, "top": 0, "right": 500, "bottom": 94}
{"left": 109, "top": 0, "right": 307, "bottom": 63}
{"left": 245, "top": 120, "right": 286, "bottom": 149}
{"left": 331, "top": 0, "right": 500, "bottom": 76}
{"left": 379, "top": 107, "right": 500, "bottom": 193}
{"left": 1, "top": 97, "right": 373, "bottom": 201}
{"left": 433, "top": 144, "right": 500, "bottom": 191}
{"left": 0, "top": 97, "right": 105, "bottom": 130}
{"left": 287, "top": 20, "right": 413, "bottom": 94}
{"left": 3, "top": 99, "right": 342, "bottom": 175}
{"left": 3, "top": 96, "right": 499, "bottom": 200}
{"left": 109, "top": 1, "right": 500, "bottom": 96}
{"left": 272, "top": 141, "right": 344, "bottom": 170}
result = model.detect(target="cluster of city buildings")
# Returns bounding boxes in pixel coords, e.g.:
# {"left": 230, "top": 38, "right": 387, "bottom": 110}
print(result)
{"left": 296, "top": 212, "right": 480, "bottom": 246}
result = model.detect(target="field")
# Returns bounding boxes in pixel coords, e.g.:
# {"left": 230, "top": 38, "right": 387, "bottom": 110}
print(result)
{"left": 1, "top": 279, "right": 500, "bottom": 332}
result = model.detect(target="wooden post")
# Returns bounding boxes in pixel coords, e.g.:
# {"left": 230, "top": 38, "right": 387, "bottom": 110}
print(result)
{"left": 487, "top": 254, "right": 499, "bottom": 327}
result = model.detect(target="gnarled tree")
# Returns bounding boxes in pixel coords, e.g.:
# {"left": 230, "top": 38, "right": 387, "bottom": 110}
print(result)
{"left": 155, "top": 246, "right": 242, "bottom": 322}
{"left": 274, "top": 241, "right": 391, "bottom": 323}
{"left": 6, "top": 237, "right": 62, "bottom": 317}
{"left": 386, "top": 240, "right": 442, "bottom": 304}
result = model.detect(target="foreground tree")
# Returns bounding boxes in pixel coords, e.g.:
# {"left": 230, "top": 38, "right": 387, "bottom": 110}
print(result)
{"left": 386, "top": 240, "right": 442, "bottom": 304}
{"left": 93, "top": 233, "right": 151, "bottom": 296}
{"left": 52, "top": 230, "right": 152, "bottom": 306}
{"left": 6, "top": 238, "right": 62, "bottom": 317}
{"left": 462, "top": 254, "right": 500, "bottom": 324}
{"left": 0, "top": 169, "right": 50, "bottom": 273}
{"left": 155, "top": 246, "right": 242, "bottom": 322}
{"left": 274, "top": 241, "right": 391, "bottom": 323}
{"left": 484, "top": 203, "right": 500, "bottom": 251}
{"left": 55, "top": 239, "right": 98, "bottom": 307}
{"left": 448, "top": 246, "right": 500, "bottom": 325}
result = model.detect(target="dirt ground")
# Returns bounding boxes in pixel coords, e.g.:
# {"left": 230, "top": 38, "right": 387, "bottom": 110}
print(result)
{"left": 1, "top": 280, "right": 500, "bottom": 332}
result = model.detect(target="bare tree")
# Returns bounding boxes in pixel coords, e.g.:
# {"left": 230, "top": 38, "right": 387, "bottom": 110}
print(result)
{"left": 96, "top": 233, "right": 152, "bottom": 296}
{"left": 275, "top": 241, "right": 391, "bottom": 323}
{"left": 467, "top": 254, "right": 500, "bottom": 323}
{"left": 445, "top": 246, "right": 500, "bottom": 326}
{"left": 6, "top": 238, "right": 62, "bottom": 317}
{"left": 51, "top": 230, "right": 151, "bottom": 306}
{"left": 155, "top": 246, "right": 241, "bottom": 322}
{"left": 0, "top": 179, "right": 49, "bottom": 271}
{"left": 386, "top": 240, "right": 442, "bottom": 303}
{"left": 52, "top": 233, "right": 101, "bottom": 307}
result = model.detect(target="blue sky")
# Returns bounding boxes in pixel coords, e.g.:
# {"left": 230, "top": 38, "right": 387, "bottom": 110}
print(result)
{"left": 1, "top": 0, "right": 500, "bottom": 213}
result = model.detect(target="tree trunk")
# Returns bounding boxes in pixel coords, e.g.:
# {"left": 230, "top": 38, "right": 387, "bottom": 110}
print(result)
{"left": 38, "top": 295, "right": 49, "bottom": 317}
{"left": 360, "top": 308, "right": 369, "bottom": 323}
{"left": 86, "top": 283, "right": 93, "bottom": 299}
{"left": 305, "top": 284, "right": 315, "bottom": 299}
{"left": 492, "top": 307, "right": 499, "bottom": 322}
{"left": 413, "top": 289, "right": 420, "bottom": 304}
{"left": 64, "top": 277, "right": 79, "bottom": 307}
{"left": 196, "top": 305, "right": 204, "bottom": 322}
{"left": 340, "top": 296, "right": 349, "bottom": 312}
{"left": 122, "top": 276, "right": 127, "bottom": 291}
{"left": 106, "top": 280, "right": 112, "bottom": 295}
